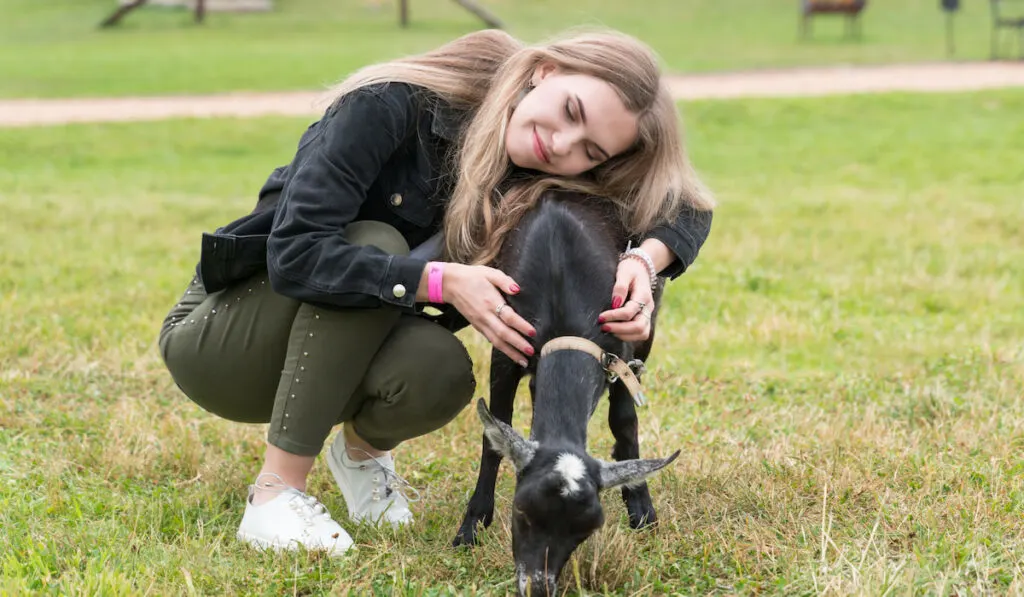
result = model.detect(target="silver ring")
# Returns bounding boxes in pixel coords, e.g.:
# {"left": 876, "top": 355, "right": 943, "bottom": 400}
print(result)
{"left": 634, "top": 310, "right": 651, "bottom": 323}
{"left": 625, "top": 299, "right": 646, "bottom": 311}
{"left": 495, "top": 303, "right": 508, "bottom": 318}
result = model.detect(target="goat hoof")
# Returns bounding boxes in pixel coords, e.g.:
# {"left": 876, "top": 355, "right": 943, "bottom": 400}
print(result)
{"left": 452, "top": 526, "right": 480, "bottom": 548}
{"left": 628, "top": 508, "right": 658, "bottom": 530}
{"left": 622, "top": 485, "right": 657, "bottom": 530}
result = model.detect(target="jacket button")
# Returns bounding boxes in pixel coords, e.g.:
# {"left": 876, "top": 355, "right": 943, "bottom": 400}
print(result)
{"left": 392, "top": 284, "right": 407, "bottom": 298}
{"left": 390, "top": 193, "right": 403, "bottom": 207}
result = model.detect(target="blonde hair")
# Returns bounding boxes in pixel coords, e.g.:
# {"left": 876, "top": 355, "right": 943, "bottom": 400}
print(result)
{"left": 328, "top": 28, "right": 715, "bottom": 265}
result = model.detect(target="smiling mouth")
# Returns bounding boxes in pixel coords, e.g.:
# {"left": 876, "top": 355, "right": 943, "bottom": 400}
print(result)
{"left": 532, "top": 128, "right": 550, "bottom": 164}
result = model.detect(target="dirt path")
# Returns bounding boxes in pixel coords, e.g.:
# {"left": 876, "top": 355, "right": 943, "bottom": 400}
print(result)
{"left": 2, "top": 62, "right": 1023, "bottom": 127}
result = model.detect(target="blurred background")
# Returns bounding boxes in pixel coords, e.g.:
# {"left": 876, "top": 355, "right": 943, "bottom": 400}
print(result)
{"left": 2, "top": 1, "right": 1023, "bottom": 595}
{"left": 1, "top": 0, "right": 1017, "bottom": 97}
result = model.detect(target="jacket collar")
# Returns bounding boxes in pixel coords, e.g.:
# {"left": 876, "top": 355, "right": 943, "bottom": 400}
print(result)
{"left": 430, "top": 101, "right": 468, "bottom": 142}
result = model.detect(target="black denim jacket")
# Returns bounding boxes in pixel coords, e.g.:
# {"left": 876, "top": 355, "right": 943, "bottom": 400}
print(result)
{"left": 195, "top": 82, "right": 713, "bottom": 314}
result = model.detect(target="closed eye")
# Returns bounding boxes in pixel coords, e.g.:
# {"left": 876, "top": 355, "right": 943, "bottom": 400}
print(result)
{"left": 565, "top": 97, "right": 607, "bottom": 163}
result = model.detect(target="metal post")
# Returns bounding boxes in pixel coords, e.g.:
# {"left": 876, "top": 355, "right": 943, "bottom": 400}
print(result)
{"left": 940, "top": 0, "right": 960, "bottom": 58}
{"left": 947, "top": 12, "right": 955, "bottom": 56}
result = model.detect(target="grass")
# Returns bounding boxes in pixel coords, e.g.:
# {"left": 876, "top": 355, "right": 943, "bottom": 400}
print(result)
{"left": 2, "top": 89, "right": 1024, "bottom": 595}
{"left": 0, "top": 0, "right": 1008, "bottom": 99}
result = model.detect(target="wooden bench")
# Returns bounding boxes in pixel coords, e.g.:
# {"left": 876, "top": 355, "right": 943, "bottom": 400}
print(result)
{"left": 801, "top": 0, "right": 868, "bottom": 40}
{"left": 102, "top": 0, "right": 501, "bottom": 29}
{"left": 101, "top": 0, "right": 205, "bottom": 26}
{"left": 991, "top": 0, "right": 1024, "bottom": 59}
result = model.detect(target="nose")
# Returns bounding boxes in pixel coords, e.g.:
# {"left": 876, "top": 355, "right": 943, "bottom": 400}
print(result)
{"left": 550, "top": 127, "right": 584, "bottom": 157}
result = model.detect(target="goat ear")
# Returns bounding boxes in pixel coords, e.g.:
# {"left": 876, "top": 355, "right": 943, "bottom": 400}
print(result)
{"left": 475, "top": 398, "right": 536, "bottom": 471}
{"left": 597, "top": 450, "right": 680, "bottom": 490}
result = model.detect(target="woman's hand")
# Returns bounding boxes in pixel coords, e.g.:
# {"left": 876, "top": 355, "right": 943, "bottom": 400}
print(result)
{"left": 598, "top": 258, "right": 654, "bottom": 342}
{"left": 442, "top": 263, "right": 536, "bottom": 367}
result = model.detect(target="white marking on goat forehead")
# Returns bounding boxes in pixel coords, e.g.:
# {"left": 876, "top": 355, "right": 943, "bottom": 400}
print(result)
{"left": 554, "top": 453, "right": 587, "bottom": 497}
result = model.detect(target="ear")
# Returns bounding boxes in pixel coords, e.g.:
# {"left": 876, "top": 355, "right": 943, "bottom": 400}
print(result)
{"left": 530, "top": 61, "right": 560, "bottom": 86}
{"left": 597, "top": 450, "right": 680, "bottom": 490}
{"left": 476, "top": 398, "right": 537, "bottom": 472}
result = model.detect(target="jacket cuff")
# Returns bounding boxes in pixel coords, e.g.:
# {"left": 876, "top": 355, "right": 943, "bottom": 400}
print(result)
{"left": 642, "top": 226, "right": 690, "bottom": 280}
{"left": 379, "top": 255, "right": 428, "bottom": 310}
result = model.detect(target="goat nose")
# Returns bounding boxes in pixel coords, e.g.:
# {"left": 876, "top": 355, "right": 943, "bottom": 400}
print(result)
{"left": 517, "top": 573, "right": 528, "bottom": 597}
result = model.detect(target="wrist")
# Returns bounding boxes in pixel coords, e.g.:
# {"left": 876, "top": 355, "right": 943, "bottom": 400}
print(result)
{"left": 620, "top": 245, "right": 658, "bottom": 290}
{"left": 427, "top": 261, "right": 446, "bottom": 304}
{"left": 638, "top": 238, "right": 675, "bottom": 274}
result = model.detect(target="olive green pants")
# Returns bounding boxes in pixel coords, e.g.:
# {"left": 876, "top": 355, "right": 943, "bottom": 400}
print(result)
{"left": 158, "top": 222, "right": 476, "bottom": 456}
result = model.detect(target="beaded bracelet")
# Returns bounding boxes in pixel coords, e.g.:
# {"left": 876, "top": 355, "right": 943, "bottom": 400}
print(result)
{"left": 619, "top": 243, "right": 658, "bottom": 291}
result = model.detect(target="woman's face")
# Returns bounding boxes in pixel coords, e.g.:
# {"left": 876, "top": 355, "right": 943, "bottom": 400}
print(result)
{"left": 505, "top": 64, "right": 639, "bottom": 177}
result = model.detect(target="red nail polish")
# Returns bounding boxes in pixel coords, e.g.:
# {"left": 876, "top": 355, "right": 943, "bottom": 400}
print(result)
{"left": 528, "top": 329, "right": 536, "bottom": 337}
{"left": 601, "top": 325, "right": 611, "bottom": 332}
{"left": 525, "top": 346, "right": 535, "bottom": 356}
{"left": 612, "top": 297, "right": 623, "bottom": 309}
{"left": 598, "top": 316, "right": 606, "bottom": 323}
{"left": 510, "top": 284, "right": 520, "bottom": 294}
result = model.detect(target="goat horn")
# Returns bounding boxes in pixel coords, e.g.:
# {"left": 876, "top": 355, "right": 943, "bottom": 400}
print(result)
{"left": 598, "top": 450, "right": 681, "bottom": 490}
{"left": 475, "top": 398, "right": 537, "bottom": 471}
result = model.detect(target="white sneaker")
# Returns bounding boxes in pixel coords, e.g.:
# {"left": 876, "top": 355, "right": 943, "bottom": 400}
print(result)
{"left": 326, "top": 433, "right": 419, "bottom": 527}
{"left": 236, "top": 474, "right": 354, "bottom": 556}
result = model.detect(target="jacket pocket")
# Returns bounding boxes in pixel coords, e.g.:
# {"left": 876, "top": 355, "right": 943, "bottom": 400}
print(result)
{"left": 382, "top": 183, "right": 438, "bottom": 228}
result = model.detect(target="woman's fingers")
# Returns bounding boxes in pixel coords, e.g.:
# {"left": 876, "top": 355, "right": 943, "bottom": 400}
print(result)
{"left": 484, "top": 318, "right": 531, "bottom": 367}
{"left": 599, "top": 299, "right": 645, "bottom": 323}
{"left": 601, "top": 305, "right": 652, "bottom": 342}
{"left": 492, "top": 305, "right": 534, "bottom": 363}
{"left": 498, "top": 304, "right": 536, "bottom": 339}
{"left": 490, "top": 336, "right": 528, "bottom": 367}
{"left": 483, "top": 266, "right": 521, "bottom": 295}
{"left": 601, "top": 323, "right": 649, "bottom": 342}
{"left": 600, "top": 272, "right": 654, "bottom": 323}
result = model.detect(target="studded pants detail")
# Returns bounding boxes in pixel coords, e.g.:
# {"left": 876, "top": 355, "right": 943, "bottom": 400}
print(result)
{"left": 158, "top": 221, "right": 476, "bottom": 456}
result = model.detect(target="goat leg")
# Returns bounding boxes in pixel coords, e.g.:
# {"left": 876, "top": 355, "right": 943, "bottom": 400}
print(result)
{"left": 453, "top": 349, "right": 522, "bottom": 547}
{"left": 608, "top": 379, "right": 658, "bottom": 529}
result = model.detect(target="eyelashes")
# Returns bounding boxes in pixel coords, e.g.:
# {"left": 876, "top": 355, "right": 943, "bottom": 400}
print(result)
{"left": 562, "top": 98, "right": 600, "bottom": 162}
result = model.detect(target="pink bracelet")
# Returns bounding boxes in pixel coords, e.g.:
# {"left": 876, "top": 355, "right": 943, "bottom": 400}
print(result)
{"left": 427, "top": 262, "right": 445, "bottom": 304}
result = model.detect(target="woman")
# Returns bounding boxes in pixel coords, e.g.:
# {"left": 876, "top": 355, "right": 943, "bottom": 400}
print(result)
{"left": 158, "top": 27, "right": 714, "bottom": 555}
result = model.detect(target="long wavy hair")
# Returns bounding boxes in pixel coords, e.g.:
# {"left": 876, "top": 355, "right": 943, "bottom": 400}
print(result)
{"left": 327, "top": 28, "right": 714, "bottom": 265}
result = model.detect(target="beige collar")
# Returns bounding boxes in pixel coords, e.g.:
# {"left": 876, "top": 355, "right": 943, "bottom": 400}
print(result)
{"left": 540, "top": 336, "right": 647, "bottom": 407}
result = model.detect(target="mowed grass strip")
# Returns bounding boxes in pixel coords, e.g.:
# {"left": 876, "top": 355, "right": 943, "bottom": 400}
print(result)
{"left": 1, "top": 90, "right": 1022, "bottom": 594}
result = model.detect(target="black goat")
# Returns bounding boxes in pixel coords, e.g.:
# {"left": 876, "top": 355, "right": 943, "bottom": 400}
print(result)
{"left": 452, "top": 191, "right": 679, "bottom": 596}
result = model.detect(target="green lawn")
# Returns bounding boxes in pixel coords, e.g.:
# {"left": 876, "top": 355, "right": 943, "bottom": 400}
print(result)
{"left": 0, "top": 0, "right": 1004, "bottom": 98}
{"left": 2, "top": 90, "right": 1023, "bottom": 594}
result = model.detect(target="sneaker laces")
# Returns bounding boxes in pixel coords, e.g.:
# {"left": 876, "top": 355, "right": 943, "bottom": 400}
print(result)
{"left": 252, "top": 473, "right": 332, "bottom": 520}
{"left": 295, "top": 493, "right": 332, "bottom": 520}
{"left": 346, "top": 446, "right": 422, "bottom": 503}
